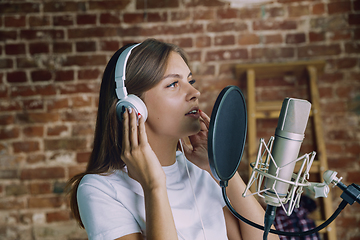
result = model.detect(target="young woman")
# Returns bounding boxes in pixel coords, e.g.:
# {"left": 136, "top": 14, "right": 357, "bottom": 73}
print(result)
{"left": 67, "top": 38, "right": 279, "bottom": 240}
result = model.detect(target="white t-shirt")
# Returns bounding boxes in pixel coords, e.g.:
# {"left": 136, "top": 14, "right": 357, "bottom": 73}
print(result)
{"left": 77, "top": 151, "right": 228, "bottom": 240}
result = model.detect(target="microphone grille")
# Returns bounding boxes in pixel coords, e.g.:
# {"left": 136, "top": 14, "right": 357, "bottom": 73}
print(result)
{"left": 277, "top": 98, "right": 311, "bottom": 134}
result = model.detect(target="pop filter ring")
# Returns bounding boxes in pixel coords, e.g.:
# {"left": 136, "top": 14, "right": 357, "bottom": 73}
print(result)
{"left": 208, "top": 85, "right": 247, "bottom": 183}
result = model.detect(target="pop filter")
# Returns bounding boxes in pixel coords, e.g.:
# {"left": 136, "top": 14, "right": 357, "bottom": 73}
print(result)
{"left": 208, "top": 86, "right": 247, "bottom": 183}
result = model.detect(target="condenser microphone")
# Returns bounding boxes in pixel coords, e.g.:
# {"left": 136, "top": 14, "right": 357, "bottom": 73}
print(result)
{"left": 263, "top": 98, "right": 312, "bottom": 206}
{"left": 263, "top": 98, "right": 311, "bottom": 240}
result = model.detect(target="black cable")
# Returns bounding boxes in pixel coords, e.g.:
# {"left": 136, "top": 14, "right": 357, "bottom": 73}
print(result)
{"left": 222, "top": 186, "right": 347, "bottom": 237}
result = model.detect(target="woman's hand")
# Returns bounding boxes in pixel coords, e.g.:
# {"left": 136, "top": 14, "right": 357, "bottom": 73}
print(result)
{"left": 121, "top": 108, "right": 166, "bottom": 191}
{"left": 181, "top": 110, "right": 212, "bottom": 173}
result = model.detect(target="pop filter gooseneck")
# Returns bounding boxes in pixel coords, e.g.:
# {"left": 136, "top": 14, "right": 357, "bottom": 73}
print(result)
{"left": 208, "top": 85, "right": 247, "bottom": 185}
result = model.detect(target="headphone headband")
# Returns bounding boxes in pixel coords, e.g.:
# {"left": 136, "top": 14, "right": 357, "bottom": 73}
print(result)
{"left": 115, "top": 43, "right": 141, "bottom": 99}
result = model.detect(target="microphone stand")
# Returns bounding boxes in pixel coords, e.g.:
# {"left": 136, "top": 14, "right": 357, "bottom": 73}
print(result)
{"left": 221, "top": 175, "right": 360, "bottom": 239}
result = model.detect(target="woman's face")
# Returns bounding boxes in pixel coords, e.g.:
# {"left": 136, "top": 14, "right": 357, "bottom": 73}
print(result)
{"left": 143, "top": 51, "right": 201, "bottom": 140}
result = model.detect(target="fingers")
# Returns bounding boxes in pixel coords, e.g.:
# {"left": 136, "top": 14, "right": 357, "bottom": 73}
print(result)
{"left": 122, "top": 108, "right": 139, "bottom": 150}
{"left": 199, "top": 110, "right": 210, "bottom": 130}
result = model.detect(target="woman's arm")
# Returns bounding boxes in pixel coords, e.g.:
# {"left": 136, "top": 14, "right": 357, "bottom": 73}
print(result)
{"left": 225, "top": 172, "right": 279, "bottom": 240}
{"left": 119, "top": 108, "right": 178, "bottom": 240}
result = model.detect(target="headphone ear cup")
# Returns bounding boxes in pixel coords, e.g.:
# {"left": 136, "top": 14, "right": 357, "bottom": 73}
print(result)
{"left": 116, "top": 95, "right": 148, "bottom": 122}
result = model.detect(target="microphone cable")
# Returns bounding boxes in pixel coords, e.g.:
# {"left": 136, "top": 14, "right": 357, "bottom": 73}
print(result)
{"left": 221, "top": 182, "right": 347, "bottom": 238}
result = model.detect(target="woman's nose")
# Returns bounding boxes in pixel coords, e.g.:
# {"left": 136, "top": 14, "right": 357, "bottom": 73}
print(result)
{"left": 186, "top": 84, "right": 200, "bottom": 101}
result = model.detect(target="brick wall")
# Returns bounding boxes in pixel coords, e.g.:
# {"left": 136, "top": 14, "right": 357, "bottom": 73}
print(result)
{"left": 0, "top": 0, "right": 359, "bottom": 239}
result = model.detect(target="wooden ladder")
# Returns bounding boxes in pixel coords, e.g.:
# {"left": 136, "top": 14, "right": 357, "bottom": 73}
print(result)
{"left": 236, "top": 61, "right": 337, "bottom": 240}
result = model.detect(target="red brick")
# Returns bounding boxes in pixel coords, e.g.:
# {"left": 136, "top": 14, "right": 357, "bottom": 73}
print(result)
{"left": 329, "top": 30, "right": 351, "bottom": 41}
{"left": 0, "top": 30, "right": 17, "bottom": 41}
{"left": 59, "top": 82, "right": 100, "bottom": 94}
{"left": 5, "top": 43, "right": 26, "bottom": 55}
{"left": 55, "top": 70, "right": 74, "bottom": 82}
{"left": 309, "top": 31, "right": 325, "bottom": 42}
{"left": 0, "top": 169, "right": 18, "bottom": 179}
{"left": 76, "top": 151, "right": 91, "bottom": 163}
{"left": 335, "top": 58, "right": 358, "bottom": 69}
{"left": 43, "top": 1, "right": 84, "bottom": 12}
{"left": 28, "top": 196, "right": 63, "bottom": 208}
{"left": 29, "top": 42, "right": 50, "bottom": 54}
{"left": 36, "top": 85, "right": 57, "bottom": 97}
{"left": 21, "top": 167, "right": 65, "bottom": 180}
{"left": 345, "top": 43, "right": 360, "bottom": 54}
{"left": 99, "top": 40, "right": 120, "bottom": 51}
{"left": 62, "top": 110, "right": 97, "bottom": 122}
{"left": 214, "top": 35, "right": 235, "bottom": 46}
{"left": 205, "top": 49, "right": 248, "bottom": 61}
{"left": 53, "top": 42, "right": 73, "bottom": 53}
{"left": 217, "top": 8, "right": 237, "bottom": 19}
{"left": 288, "top": 5, "right": 310, "bottom": 17}
{"left": 5, "top": 184, "right": 28, "bottom": 196}
{"left": 0, "top": 127, "right": 20, "bottom": 140}
{"left": 193, "top": 9, "right": 215, "bottom": 20}
{"left": 76, "top": 41, "right": 96, "bottom": 52}
{"left": 29, "top": 16, "right": 51, "bottom": 27}
{"left": 286, "top": 33, "right": 306, "bottom": 44}
{"left": 47, "top": 210, "right": 71, "bottom": 223}
{"left": 251, "top": 47, "right": 295, "bottom": 59}
{"left": 68, "top": 27, "right": 117, "bottom": 39}
{"left": 347, "top": 171, "right": 360, "bottom": 184}
{"left": 0, "top": 115, "right": 14, "bottom": 126}
{"left": 147, "top": 12, "right": 168, "bottom": 22}
{"left": 312, "top": 3, "right": 325, "bottom": 15}
{"left": 53, "top": 15, "right": 74, "bottom": 26}
{"left": 23, "top": 125, "right": 44, "bottom": 137}
{"left": 264, "top": 34, "right": 283, "bottom": 44}
{"left": 44, "top": 138, "right": 87, "bottom": 151}
{"left": 328, "top": 1, "right": 351, "bottom": 14}
{"left": 4, "top": 16, "right": 26, "bottom": 28}
{"left": 71, "top": 95, "right": 92, "bottom": 108}
{"left": 0, "top": 100, "right": 21, "bottom": 111}
{"left": 0, "top": 2, "right": 40, "bottom": 14}
{"left": 77, "top": 68, "right": 101, "bottom": 80}
{"left": 20, "top": 29, "right": 65, "bottom": 40}
{"left": 63, "top": 55, "right": 107, "bottom": 67}
{"left": 17, "top": 112, "right": 60, "bottom": 124}
{"left": 170, "top": 37, "right": 193, "bottom": 48}
{"left": 13, "top": 141, "right": 40, "bottom": 153}
{"left": 31, "top": 70, "right": 52, "bottom": 82}
{"left": 29, "top": 182, "right": 51, "bottom": 194}
{"left": 100, "top": 13, "right": 121, "bottom": 24}
{"left": 170, "top": 11, "right": 191, "bottom": 21}
{"left": 7, "top": 71, "right": 27, "bottom": 83}
{"left": 207, "top": 22, "right": 247, "bottom": 32}
{"left": 72, "top": 123, "right": 94, "bottom": 136}
{"left": 136, "top": 0, "right": 178, "bottom": 8}
{"left": 22, "top": 99, "right": 44, "bottom": 111}
{"left": 349, "top": 14, "right": 360, "bottom": 25}
{"left": 68, "top": 165, "right": 86, "bottom": 178}
{"left": 298, "top": 44, "right": 341, "bottom": 58}
{"left": 16, "top": 57, "right": 38, "bottom": 68}
{"left": 47, "top": 125, "right": 68, "bottom": 136}
{"left": 0, "top": 58, "right": 13, "bottom": 69}
{"left": 253, "top": 20, "right": 297, "bottom": 30}
{"left": 26, "top": 154, "right": 46, "bottom": 164}
{"left": 238, "top": 33, "right": 260, "bottom": 45}
{"left": 90, "top": 0, "right": 131, "bottom": 10}
{"left": 238, "top": 8, "right": 261, "bottom": 19}
{"left": 267, "top": 7, "right": 285, "bottom": 18}
{"left": 0, "top": 198, "right": 26, "bottom": 210}
{"left": 195, "top": 36, "right": 211, "bottom": 48}
{"left": 184, "top": 0, "right": 225, "bottom": 7}
{"left": 77, "top": 14, "right": 97, "bottom": 25}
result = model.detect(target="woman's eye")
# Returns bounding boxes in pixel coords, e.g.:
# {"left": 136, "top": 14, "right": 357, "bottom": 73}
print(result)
{"left": 189, "top": 79, "right": 196, "bottom": 85}
{"left": 167, "top": 81, "right": 179, "bottom": 88}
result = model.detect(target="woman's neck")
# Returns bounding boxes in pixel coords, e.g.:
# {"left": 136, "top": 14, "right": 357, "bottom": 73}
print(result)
{"left": 147, "top": 134, "right": 178, "bottom": 167}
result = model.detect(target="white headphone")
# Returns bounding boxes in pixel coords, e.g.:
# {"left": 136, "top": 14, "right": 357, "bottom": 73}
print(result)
{"left": 115, "top": 43, "right": 148, "bottom": 121}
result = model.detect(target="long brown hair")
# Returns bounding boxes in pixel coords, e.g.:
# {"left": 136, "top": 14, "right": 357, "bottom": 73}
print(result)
{"left": 67, "top": 38, "right": 189, "bottom": 228}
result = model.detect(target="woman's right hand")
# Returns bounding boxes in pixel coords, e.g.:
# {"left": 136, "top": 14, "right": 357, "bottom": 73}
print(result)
{"left": 121, "top": 108, "right": 166, "bottom": 192}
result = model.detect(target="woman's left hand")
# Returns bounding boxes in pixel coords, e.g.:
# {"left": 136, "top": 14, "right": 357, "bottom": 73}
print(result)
{"left": 181, "top": 110, "right": 212, "bottom": 173}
